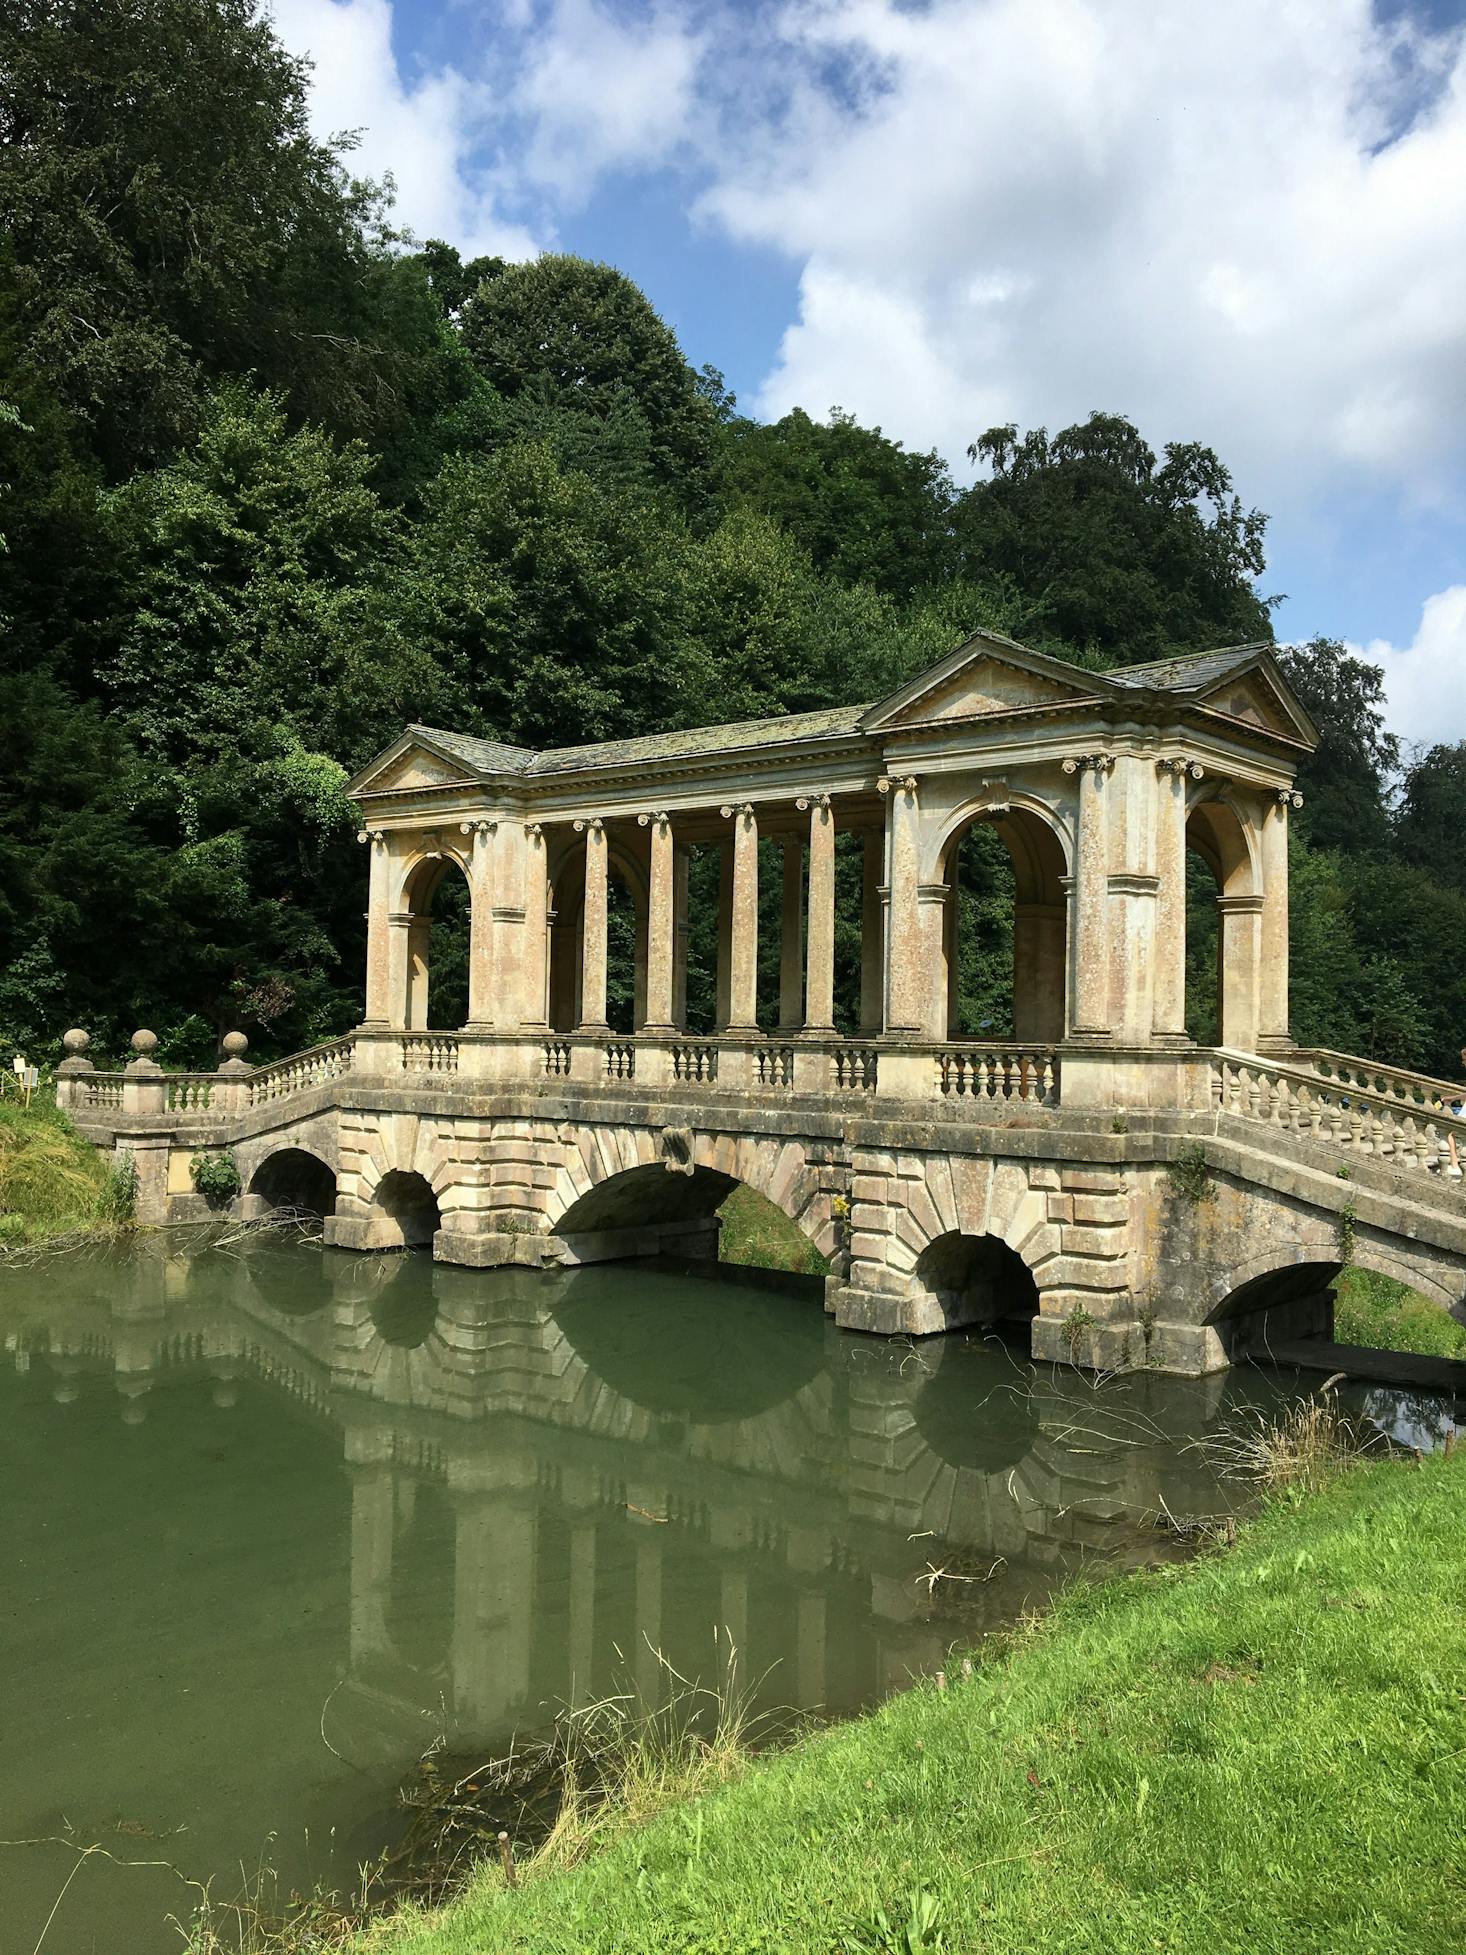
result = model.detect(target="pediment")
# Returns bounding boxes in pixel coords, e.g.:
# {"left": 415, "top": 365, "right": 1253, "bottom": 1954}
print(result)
{"left": 863, "top": 632, "right": 1103, "bottom": 733}
{"left": 1197, "top": 671, "right": 1305, "bottom": 739}
{"left": 350, "top": 740, "right": 479, "bottom": 797}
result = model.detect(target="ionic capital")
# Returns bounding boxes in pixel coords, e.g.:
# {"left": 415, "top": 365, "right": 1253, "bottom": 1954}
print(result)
{"left": 355, "top": 827, "right": 385, "bottom": 847}
{"left": 1157, "top": 756, "right": 1204, "bottom": 779}
{"left": 719, "top": 801, "right": 755, "bottom": 820}
{"left": 1062, "top": 754, "right": 1114, "bottom": 777}
{"left": 573, "top": 816, "right": 604, "bottom": 834}
{"left": 459, "top": 818, "right": 497, "bottom": 838}
{"left": 524, "top": 821, "right": 544, "bottom": 838}
{"left": 795, "top": 792, "right": 832, "bottom": 812}
{"left": 1277, "top": 788, "right": 1304, "bottom": 808}
{"left": 876, "top": 775, "right": 918, "bottom": 797}
{"left": 638, "top": 809, "right": 671, "bottom": 828}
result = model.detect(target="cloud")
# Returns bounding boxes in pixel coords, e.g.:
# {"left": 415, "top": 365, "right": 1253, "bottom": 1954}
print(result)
{"left": 515, "top": 0, "right": 704, "bottom": 197}
{"left": 694, "top": 0, "right": 1466, "bottom": 504}
{"left": 1362, "top": 586, "right": 1466, "bottom": 748}
{"left": 265, "top": 0, "right": 539, "bottom": 259}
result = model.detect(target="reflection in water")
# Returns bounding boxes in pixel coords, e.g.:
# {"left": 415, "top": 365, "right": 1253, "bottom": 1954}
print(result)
{"left": 0, "top": 1234, "right": 1454, "bottom": 1952}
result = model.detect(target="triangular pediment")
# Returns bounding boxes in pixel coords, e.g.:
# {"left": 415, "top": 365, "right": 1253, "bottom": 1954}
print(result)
{"left": 348, "top": 735, "right": 481, "bottom": 798}
{"left": 1197, "top": 667, "right": 1310, "bottom": 740}
{"left": 862, "top": 631, "right": 1106, "bottom": 733}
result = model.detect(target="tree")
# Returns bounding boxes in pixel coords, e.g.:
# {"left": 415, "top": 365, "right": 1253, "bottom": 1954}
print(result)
{"left": 1395, "top": 743, "right": 1466, "bottom": 894}
{"left": 716, "top": 406, "right": 956, "bottom": 598}
{"left": 1275, "top": 638, "right": 1399, "bottom": 855}
{"left": 955, "top": 411, "right": 1272, "bottom": 662}
{"left": 459, "top": 256, "right": 716, "bottom": 503}
{"left": 0, "top": 0, "right": 443, "bottom": 477}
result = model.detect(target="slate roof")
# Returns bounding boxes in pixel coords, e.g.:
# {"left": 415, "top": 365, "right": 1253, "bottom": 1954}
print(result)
{"left": 410, "top": 704, "right": 869, "bottom": 779}
{"left": 1106, "top": 644, "right": 1272, "bottom": 692}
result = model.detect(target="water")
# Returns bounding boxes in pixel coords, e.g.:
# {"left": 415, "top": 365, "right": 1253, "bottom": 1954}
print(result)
{"left": 0, "top": 1235, "right": 1453, "bottom": 1951}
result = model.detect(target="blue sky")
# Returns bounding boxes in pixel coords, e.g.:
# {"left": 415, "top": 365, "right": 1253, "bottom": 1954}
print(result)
{"left": 269, "top": 0, "right": 1466, "bottom": 744}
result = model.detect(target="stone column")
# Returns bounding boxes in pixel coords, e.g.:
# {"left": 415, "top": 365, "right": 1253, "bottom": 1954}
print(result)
{"left": 916, "top": 882, "right": 950, "bottom": 1042}
{"left": 461, "top": 819, "right": 496, "bottom": 1026}
{"left": 881, "top": 777, "right": 923, "bottom": 1036}
{"left": 802, "top": 795, "right": 836, "bottom": 1035}
{"left": 860, "top": 829, "right": 884, "bottom": 1034}
{"left": 359, "top": 829, "right": 392, "bottom": 1024}
{"left": 1258, "top": 792, "right": 1297, "bottom": 1050}
{"left": 1063, "top": 755, "right": 1113, "bottom": 1039}
{"left": 779, "top": 836, "right": 804, "bottom": 1030}
{"left": 1218, "top": 892, "right": 1263, "bottom": 1052}
{"left": 1152, "top": 759, "right": 1195, "bottom": 1042}
{"left": 575, "top": 817, "right": 609, "bottom": 1034}
{"left": 640, "top": 811, "right": 676, "bottom": 1031}
{"left": 944, "top": 848, "right": 961, "bottom": 1038}
{"left": 1013, "top": 904, "right": 1067, "bottom": 1043}
{"left": 1105, "top": 751, "right": 1160, "bottom": 1045}
{"left": 406, "top": 916, "right": 432, "bottom": 1030}
{"left": 672, "top": 844, "right": 690, "bottom": 1031}
{"left": 715, "top": 840, "right": 733, "bottom": 1032}
{"left": 722, "top": 802, "right": 760, "bottom": 1034}
{"left": 520, "top": 823, "right": 550, "bottom": 1028}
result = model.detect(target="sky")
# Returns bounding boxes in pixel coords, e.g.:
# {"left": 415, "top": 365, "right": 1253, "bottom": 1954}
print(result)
{"left": 265, "top": 0, "right": 1466, "bottom": 747}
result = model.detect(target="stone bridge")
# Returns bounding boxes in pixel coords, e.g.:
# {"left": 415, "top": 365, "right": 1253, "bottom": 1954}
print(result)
{"left": 59, "top": 630, "right": 1466, "bottom": 1373}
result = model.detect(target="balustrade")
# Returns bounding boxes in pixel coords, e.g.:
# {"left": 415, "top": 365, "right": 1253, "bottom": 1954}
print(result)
{"left": 248, "top": 1037, "right": 355, "bottom": 1105}
{"left": 400, "top": 1034, "right": 459, "bottom": 1075}
{"left": 165, "top": 1076, "right": 216, "bottom": 1112}
{"left": 82, "top": 1077, "right": 124, "bottom": 1111}
{"left": 1214, "top": 1054, "right": 1465, "bottom": 1179}
{"left": 833, "top": 1045, "right": 879, "bottom": 1091}
{"left": 604, "top": 1041, "right": 636, "bottom": 1082}
{"left": 671, "top": 1041, "right": 719, "bottom": 1084}
{"left": 937, "top": 1046, "right": 1059, "bottom": 1106}
{"left": 543, "top": 1040, "right": 573, "bottom": 1078}
{"left": 755, "top": 1044, "right": 796, "bottom": 1088}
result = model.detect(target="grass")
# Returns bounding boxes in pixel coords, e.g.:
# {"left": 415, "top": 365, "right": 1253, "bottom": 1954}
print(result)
{"left": 341, "top": 1446, "right": 1466, "bottom": 1955}
{"left": 717, "top": 1183, "right": 829, "bottom": 1278}
{"left": 1333, "top": 1265, "right": 1466, "bottom": 1361}
{"left": 0, "top": 1095, "right": 134, "bottom": 1247}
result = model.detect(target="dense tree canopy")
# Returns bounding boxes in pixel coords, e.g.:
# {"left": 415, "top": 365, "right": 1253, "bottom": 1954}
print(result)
{"left": 0, "top": 0, "right": 1451, "bottom": 1076}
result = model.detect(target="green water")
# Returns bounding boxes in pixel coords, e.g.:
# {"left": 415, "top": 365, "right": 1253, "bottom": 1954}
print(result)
{"left": 0, "top": 1235, "right": 1451, "bottom": 1951}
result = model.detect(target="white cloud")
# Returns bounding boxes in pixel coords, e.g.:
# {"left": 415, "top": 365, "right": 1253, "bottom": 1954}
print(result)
{"left": 694, "top": 0, "right": 1466, "bottom": 502}
{"left": 516, "top": 0, "right": 703, "bottom": 197}
{"left": 1362, "top": 587, "right": 1466, "bottom": 748}
{"left": 266, "top": 0, "right": 539, "bottom": 259}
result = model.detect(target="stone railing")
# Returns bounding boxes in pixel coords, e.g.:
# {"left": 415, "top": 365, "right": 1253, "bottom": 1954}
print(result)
{"left": 247, "top": 1036, "right": 355, "bottom": 1106}
{"left": 401, "top": 1034, "right": 459, "bottom": 1074}
{"left": 165, "top": 1074, "right": 219, "bottom": 1112}
{"left": 833, "top": 1044, "right": 879, "bottom": 1091}
{"left": 937, "top": 1046, "right": 1061, "bottom": 1106}
{"left": 671, "top": 1040, "right": 719, "bottom": 1083}
{"left": 1305, "top": 1049, "right": 1466, "bottom": 1115}
{"left": 79, "top": 1076, "right": 125, "bottom": 1112}
{"left": 605, "top": 1040, "right": 636, "bottom": 1082}
{"left": 544, "top": 1039, "right": 573, "bottom": 1078}
{"left": 754, "top": 1043, "right": 796, "bottom": 1088}
{"left": 1213, "top": 1051, "right": 1466, "bottom": 1179}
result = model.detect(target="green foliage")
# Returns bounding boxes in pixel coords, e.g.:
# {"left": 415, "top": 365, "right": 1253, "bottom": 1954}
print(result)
{"left": 1167, "top": 1142, "right": 1213, "bottom": 1204}
{"left": 1396, "top": 742, "right": 1466, "bottom": 894}
{"left": 189, "top": 1149, "right": 242, "bottom": 1202}
{"left": 1276, "top": 638, "right": 1399, "bottom": 855}
{"left": 0, "top": 1096, "right": 129, "bottom": 1243}
{"left": 1332, "top": 1266, "right": 1466, "bottom": 1361}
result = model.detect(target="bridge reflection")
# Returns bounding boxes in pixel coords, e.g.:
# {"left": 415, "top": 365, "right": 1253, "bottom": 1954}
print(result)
{"left": 5, "top": 1238, "right": 1241, "bottom": 1765}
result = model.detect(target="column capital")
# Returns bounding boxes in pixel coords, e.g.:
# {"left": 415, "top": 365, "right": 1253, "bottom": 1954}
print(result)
{"left": 573, "top": 816, "right": 604, "bottom": 834}
{"left": 637, "top": 809, "right": 671, "bottom": 828}
{"left": 876, "top": 774, "right": 918, "bottom": 797}
{"left": 523, "top": 820, "right": 544, "bottom": 838}
{"left": 719, "top": 801, "right": 755, "bottom": 820}
{"left": 1276, "top": 787, "right": 1303, "bottom": 807}
{"left": 355, "top": 827, "right": 385, "bottom": 846}
{"left": 795, "top": 792, "right": 832, "bottom": 811}
{"left": 1062, "top": 754, "right": 1114, "bottom": 776}
{"left": 1156, "top": 756, "right": 1204, "bottom": 778}
{"left": 459, "top": 817, "right": 497, "bottom": 837}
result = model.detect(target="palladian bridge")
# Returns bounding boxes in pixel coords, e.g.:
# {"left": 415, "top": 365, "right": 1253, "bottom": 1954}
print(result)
{"left": 60, "top": 631, "right": 1466, "bottom": 1373}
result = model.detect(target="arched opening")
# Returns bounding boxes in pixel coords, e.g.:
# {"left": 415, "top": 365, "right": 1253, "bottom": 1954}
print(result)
{"left": 908, "top": 1230, "right": 1040, "bottom": 1332}
{"left": 248, "top": 1148, "right": 337, "bottom": 1219}
{"left": 1209, "top": 1259, "right": 1340, "bottom": 1357}
{"left": 912, "top": 1337, "right": 1041, "bottom": 1472}
{"left": 1185, "top": 796, "right": 1259, "bottom": 1050}
{"left": 1214, "top": 1256, "right": 1466, "bottom": 1364}
{"left": 371, "top": 1169, "right": 441, "bottom": 1249}
{"left": 402, "top": 853, "right": 472, "bottom": 1031}
{"left": 551, "top": 1162, "right": 828, "bottom": 1277}
{"left": 547, "top": 838, "right": 646, "bottom": 1033}
{"left": 936, "top": 805, "right": 1068, "bottom": 1043}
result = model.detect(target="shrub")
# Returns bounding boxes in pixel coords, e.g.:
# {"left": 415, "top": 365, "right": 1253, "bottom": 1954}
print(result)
{"left": 189, "top": 1150, "right": 241, "bottom": 1203}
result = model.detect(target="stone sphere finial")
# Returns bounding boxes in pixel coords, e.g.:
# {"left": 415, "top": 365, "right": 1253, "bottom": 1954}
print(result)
{"left": 221, "top": 1031, "right": 249, "bottom": 1061}
{"left": 130, "top": 1029, "right": 158, "bottom": 1057}
{"left": 62, "top": 1028, "right": 90, "bottom": 1056}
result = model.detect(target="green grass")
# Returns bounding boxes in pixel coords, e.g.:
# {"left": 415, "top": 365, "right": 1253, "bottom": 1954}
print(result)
{"left": 0, "top": 1096, "right": 133, "bottom": 1245}
{"left": 1333, "top": 1265, "right": 1466, "bottom": 1360}
{"left": 717, "top": 1183, "right": 829, "bottom": 1278}
{"left": 350, "top": 1452, "right": 1466, "bottom": 1955}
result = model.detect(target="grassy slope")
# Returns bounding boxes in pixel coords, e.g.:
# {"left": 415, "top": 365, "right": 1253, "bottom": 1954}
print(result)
{"left": 364, "top": 1455, "right": 1466, "bottom": 1955}
{"left": 1333, "top": 1265, "right": 1466, "bottom": 1360}
{"left": 717, "top": 1183, "right": 829, "bottom": 1277}
{"left": 0, "top": 1097, "right": 125, "bottom": 1244}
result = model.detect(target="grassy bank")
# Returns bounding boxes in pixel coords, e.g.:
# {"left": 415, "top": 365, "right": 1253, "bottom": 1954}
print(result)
{"left": 1333, "top": 1264, "right": 1466, "bottom": 1360}
{"left": 717, "top": 1184, "right": 829, "bottom": 1278}
{"left": 348, "top": 1449, "right": 1466, "bottom": 1955}
{"left": 0, "top": 1097, "right": 133, "bottom": 1246}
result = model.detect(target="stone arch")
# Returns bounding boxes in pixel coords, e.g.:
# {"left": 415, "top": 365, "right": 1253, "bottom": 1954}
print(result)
{"left": 908, "top": 1229, "right": 1040, "bottom": 1332}
{"left": 1206, "top": 1235, "right": 1466, "bottom": 1332}
{"left": 338, "top": 1112, "right": 467, "bottom": 1250}
{"left": 398, "top": 847, "right": 474, "bottom": 1031}
{"left": 928, "top": 793, "right": 1072, "bottom": 1043}
{"left": 1184, "top": 787, "right": 1263, "bottom": 1049}
{"left": 371, "top": 1169, "right": 441, "bottom": 1248}
{"left": 247, "top": 1146, "right": 338, "bottom": 1218}
{"left": 545, "top": 1123, "right": 836, "bottom": 1264}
